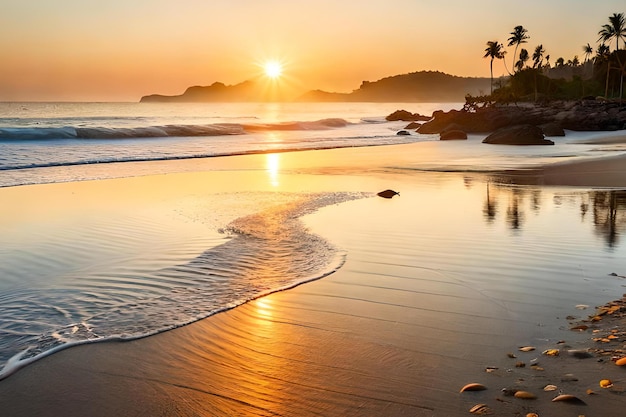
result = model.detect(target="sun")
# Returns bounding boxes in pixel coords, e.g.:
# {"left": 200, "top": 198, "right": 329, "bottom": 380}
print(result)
{"left": 264, "top": 61, "right": 283, "bottom": 79}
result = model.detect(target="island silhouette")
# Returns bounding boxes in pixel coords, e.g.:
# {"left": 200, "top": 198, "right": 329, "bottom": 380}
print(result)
{"left": 140, "top": 71, "right": 492, "bottom": 103}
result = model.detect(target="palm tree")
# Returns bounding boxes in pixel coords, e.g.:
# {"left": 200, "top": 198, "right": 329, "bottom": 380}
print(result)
{"left": 596, "top": 43, "right": 611, "bottom": 61}
{"left": 507, "top": 26, "right": 530, "bottom": 73}
{"left": 515, "top": 48, "right": 529, "bottom": 72}
{"left": 583, "top": 43, "right": 593, "bottom": 62}
{"left": 598, "top": 13, "right": 626, "bottom": 98}
{"left": 598, "top": 12, "right": 626, "bottom": 51}
{"left": 483, "top": 41, "right": 506, "bottom": 95}
{"left": 532, "top": 44, "right": 545, "bottom": 68}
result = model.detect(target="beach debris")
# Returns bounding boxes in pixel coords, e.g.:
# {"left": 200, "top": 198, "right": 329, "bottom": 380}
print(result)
{"left": 570, "top": 324, "right": 589, "bottom": 331}
{"left": 576, "top": 304, "right": 589, "bottom": 310}
{"left": 600, "top": 379, "right": 613, "bottom": 388}
{"left": 460, "top": 383, "right": 487, "bottom": 392}
{"left": 507, "top": 352, "right": 517, "bottom": 358}
{"left": 469, "top": 403, "right": 492, "bottom": 414}
{"left": 485, "top": 366, "right": 498, "bottom": 373}
{"left": 543, "top": 384, "right": 558, "bottom": 391}
{"left": 586, "top": 388, "right": 597, "bottom": 395}
{"left": 519, "top": 346, "right": 536, "bottom": 352}
{"left": 513, "top": 390, "right": 537, "bottom": 400}
{"left": 615, "top": 356, "right": 626, "bottom": 366}
{"left": 568, "top": 349, "right": 593, "bottom": 359}
{"left": 525, "top": 413, "right": 539, "bottom": 417}
{"left": 376, "top": 189, "right": 400, "bottom": 199}
{"left": 542, "top": 349, "right": 560, "bottom": 356}
{"left": 551, "top": 394, "right": 586, "bottom": 405}
{"left": 515, "top": 361, "right": 526, "bottom": 368}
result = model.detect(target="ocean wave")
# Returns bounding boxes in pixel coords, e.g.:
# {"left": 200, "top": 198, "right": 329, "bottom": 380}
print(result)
{"left": 0, "top": 191, "right": 371, "bottom": 381}
{"left": 0, "top": 118, "right": 350, "bottom": 141}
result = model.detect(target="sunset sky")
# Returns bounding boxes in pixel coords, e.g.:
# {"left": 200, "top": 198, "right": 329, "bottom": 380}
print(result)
{"left": 1, "top": 0, "right": 625, "bottom": 101}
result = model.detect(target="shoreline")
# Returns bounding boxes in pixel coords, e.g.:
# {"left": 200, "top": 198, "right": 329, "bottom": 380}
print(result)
{"left": 1, "top": 145, "right": 626, "bottom": 416}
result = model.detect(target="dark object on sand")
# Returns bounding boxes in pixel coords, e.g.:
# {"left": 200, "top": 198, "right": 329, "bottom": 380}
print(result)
{"left": 377, "top": 189, "right": 400, "bottom": 199}
{"left": 482, "top": 124, "right": 554, "bottom": 145}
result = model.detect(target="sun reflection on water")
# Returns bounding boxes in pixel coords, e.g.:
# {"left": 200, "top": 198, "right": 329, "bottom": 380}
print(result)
{"left": 266, "top": 153, "right": 280, "bottom": 187}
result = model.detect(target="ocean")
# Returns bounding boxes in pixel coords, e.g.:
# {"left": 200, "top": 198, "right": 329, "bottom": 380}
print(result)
{"left": 1, "top": 101, "right": 626, "bottom": 381}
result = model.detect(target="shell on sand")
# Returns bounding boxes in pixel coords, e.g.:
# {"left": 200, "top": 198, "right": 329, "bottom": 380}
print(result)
{"left": 469, "top": 404, "right": 492, "bottom": 414}
{"left": 551, "top": 394, "right": 586, "bottom": 404}
{"left": 460, "top": 383, "right": 487, "bottom": 393}
{"left": 543, "top": 384, "right": 558, "bottom": 391}
{"left": 513, "top": 391, "right": 537, "bottom": 399}
{"left": 519, "top": 346, "right": 536, "bottom": 352}
{"left": 615, "top": 357, "right": 626, "bottom": 366}
{"left": 600, "top": 379, "right": 613, "bottom": 388}
{"left": 542, "top": 349, "right": 560, "bottom": 356}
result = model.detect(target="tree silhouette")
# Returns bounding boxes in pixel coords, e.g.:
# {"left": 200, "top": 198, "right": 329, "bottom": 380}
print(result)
{"left": 532, "top": 44, "right": 545, "bottom": 68}
{"left": 484, "top": 41, "right": 506, "bottom": 94}
{"left": 598, "top": 13, "right": 626, "bottom": 98}
{"left": 515, "top": 48, "right": 529, "bottom": 72}
{"left": 508, "top": 26, "right": 530, "bottom": 74}
{"left": 598, "top": 12, "right": 626, "bottom": 51}
{"left": 583, "top": 43, "right": 593, "bottom": 63}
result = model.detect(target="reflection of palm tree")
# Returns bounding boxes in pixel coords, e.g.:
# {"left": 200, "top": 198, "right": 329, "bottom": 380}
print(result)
{"left": 483, "top": 183, "right": 497, "bottom": 222}
{"left": 484, "top": 41, "right": 506, "bottom": 95}
{"left": 508, "top": 26, "right": 529, "bottom": 74}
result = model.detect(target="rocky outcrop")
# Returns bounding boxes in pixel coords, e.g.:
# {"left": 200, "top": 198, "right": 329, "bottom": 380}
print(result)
{"left": 482, "top": 125, "right": 554, "bottom": 145}
{"left": 386, "top": 110, "right": 431, "bottom": 122}
{"left": 401, "top": 99, "right": 626, "bottom": 134}
{"left": 540, "top": 122, "right": 566, "bottom": 137}
{"left": 440, "top": 130, "right": 467, "bottom": 140}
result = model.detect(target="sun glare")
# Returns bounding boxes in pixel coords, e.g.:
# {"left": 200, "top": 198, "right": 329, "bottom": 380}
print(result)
{"left": 264, "top": 61, "right": 283, "bottom": 79}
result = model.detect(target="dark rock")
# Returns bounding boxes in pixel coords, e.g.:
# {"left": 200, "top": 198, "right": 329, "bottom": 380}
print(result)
{"left": 440, "top": 130, "right": 467, "bottom": 140}
{"left": 377, "top": 189, "right": 400, "bottom": 199}
{"left": 483, "top": 124, "right": 554, "bottom": 145}
{"left": 404, "top": 122, "right": 422, "bottom": 129}
{"left": 396, "top": 130, "right": 411, "bottom": 135}
{"left": 540, "top": 122, "right": 565, "bottom": 137}
{"left": 386, "top": 110, "right": 430, "bottom": 122}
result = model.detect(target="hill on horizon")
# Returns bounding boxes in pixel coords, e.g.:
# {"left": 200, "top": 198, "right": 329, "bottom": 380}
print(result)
{"left": 140, "top": 71, "right": 492, "bottom": 103}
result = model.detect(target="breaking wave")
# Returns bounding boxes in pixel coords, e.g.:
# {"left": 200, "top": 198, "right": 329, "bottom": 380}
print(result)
{"left": 0, "top": 118, "right": 350, "bottom": 141}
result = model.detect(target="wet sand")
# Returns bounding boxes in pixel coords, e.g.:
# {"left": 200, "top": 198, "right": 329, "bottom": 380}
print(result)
{"left": 1, "top": 144, "right": 626, "bottom": 416}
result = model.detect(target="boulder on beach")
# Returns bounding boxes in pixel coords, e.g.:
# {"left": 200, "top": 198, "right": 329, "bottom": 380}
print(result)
{"left": 386, "top": 110, "right": 431, "bottom": 122}
{"left": 377, "top": 189, "right": 400, "bottom": 199}
{"left": 540, "top": 122, "right": 565, "bottom": 137}
{"left": 440, "top": 130, "right": 467, "bottom": 140}
{"left": 482, "top": 124, "right": 554, "bottom": 145}
{"left": 396, "top": 130, "right": 411, "bottom": 135}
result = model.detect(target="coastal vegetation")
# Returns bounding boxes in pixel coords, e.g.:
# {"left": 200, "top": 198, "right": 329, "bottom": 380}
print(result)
{"left": 481, "top": 12, "right": 626, "bottom": 103}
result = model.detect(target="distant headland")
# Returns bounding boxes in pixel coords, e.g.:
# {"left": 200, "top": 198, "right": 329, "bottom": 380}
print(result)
{"left": 139, "top": 71, "right": 492, "bottom": 103}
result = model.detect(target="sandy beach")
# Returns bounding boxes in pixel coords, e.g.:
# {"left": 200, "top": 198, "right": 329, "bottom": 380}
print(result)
{"left": 1, "top": 143, "right": 626, "bottom": 416}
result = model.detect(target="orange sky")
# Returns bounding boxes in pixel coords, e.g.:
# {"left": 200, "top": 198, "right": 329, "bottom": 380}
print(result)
{"left": 1, "top": 0, "right": 624, "bottom": 101}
